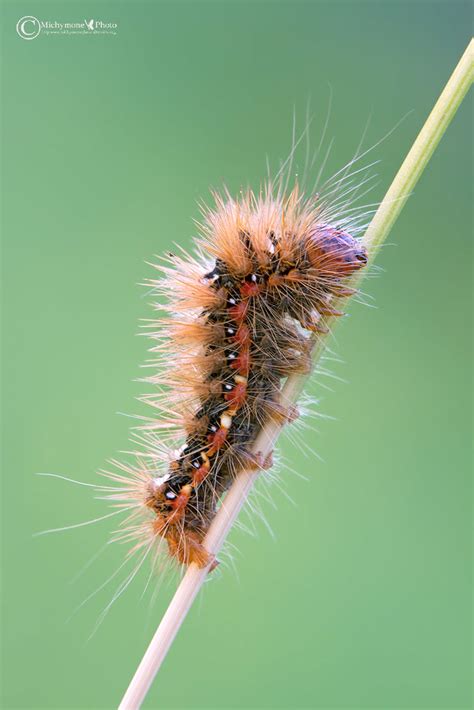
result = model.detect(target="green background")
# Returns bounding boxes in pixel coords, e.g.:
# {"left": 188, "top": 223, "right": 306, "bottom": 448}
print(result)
{"left": 1, "top": 1, "right": 472, "bottom": 708}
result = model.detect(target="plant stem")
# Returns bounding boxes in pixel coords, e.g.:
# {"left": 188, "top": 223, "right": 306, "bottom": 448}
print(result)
{"left": 118, "top": 39, "right": 473, "bottom": 710}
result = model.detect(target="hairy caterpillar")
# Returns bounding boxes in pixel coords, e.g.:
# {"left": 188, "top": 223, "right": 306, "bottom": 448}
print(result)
{"left": 106, "top": 184, "right": 368, "bottom": 572}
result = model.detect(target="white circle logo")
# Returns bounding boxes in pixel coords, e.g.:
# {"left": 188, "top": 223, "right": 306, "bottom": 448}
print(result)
{"left": 16, "top": 16, "right": 41, "bottom": 40}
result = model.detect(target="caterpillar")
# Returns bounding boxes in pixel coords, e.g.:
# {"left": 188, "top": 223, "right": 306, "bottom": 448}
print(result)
{"left": 110, "top": 184, "right": 368, "bottom": 571}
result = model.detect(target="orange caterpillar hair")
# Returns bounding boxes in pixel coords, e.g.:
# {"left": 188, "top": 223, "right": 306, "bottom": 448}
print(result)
{"left": 105, "top": 184, "right": 367, "bottom": 569}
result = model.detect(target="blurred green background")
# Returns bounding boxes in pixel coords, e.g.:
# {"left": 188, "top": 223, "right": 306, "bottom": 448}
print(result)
{"left": 1, "top": 1, "right": 472, "bottom": 708}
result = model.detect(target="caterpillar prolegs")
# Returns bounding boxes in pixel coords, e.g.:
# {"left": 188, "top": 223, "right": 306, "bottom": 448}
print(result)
{"left": 128, "top": 186, "right": 367, "bottom": 569}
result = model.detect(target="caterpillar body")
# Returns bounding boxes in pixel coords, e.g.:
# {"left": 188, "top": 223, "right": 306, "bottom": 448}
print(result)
{"left": 123, "top": 186, "right": 367, "bottom": 570}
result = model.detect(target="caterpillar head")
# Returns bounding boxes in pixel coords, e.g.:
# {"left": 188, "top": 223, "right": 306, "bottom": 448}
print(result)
{"left": 307, "top": 224, "right": 368, "bottom": 277}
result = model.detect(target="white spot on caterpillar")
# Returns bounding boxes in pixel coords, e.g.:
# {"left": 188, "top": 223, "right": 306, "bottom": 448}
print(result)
{"left": 221, "top": 413, "right": 232, "bottom": 429}
{"left": 153, "top": 473, "right": 170, "bottom": 489}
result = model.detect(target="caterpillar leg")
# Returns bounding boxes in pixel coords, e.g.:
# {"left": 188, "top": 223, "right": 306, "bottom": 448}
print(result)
{"left": 267, "top": 402, "right": 300, "bottom": 425}
{"left": 299, "top": 313, "right": 329, "bottom": 333}
{"left": 274, "top": 354, "right": 312, "bottom": 376}
{"left": 330, "top": 285, "right": 357, "bottom": 298}
{"left": 240, "top": 448, "right": 274, "bottom": 472}
{"left": 166, "top": 528, "right": 218, "bottom": 570}
{"left": 285, "top": 404, "right": 300, "bottom": 423}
